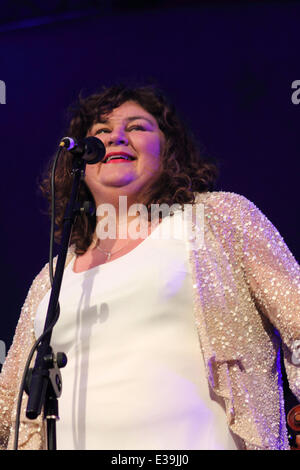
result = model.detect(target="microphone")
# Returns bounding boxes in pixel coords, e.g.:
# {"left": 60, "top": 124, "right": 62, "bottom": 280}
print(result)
{"left": 59, "top": 136, "right": 106, "bottom": 164}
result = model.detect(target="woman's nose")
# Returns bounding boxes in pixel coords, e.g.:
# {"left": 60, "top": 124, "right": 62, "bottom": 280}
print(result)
{"left": 107, "top": 128, "right": 128, "bottom": 146}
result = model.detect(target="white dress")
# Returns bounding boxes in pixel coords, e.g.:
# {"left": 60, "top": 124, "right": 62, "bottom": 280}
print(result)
{"left": 34, "top": 210, "right": 240, "bottom": 450}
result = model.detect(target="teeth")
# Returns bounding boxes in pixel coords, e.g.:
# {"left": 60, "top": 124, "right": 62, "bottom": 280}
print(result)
{"left": 105, "top": 155, "right": 131, "bottom": 163}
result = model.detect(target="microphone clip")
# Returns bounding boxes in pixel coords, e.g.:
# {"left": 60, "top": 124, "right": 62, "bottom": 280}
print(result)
{"left": 59, "top": 136, "right": 106, "bottom": 165}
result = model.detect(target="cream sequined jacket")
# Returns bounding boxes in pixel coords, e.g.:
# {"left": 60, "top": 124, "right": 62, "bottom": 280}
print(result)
{"left": 0, "top": 191, "right": 299, "bottom": 450}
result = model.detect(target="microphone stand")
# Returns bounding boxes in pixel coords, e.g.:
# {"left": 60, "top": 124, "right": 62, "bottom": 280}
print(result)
{"left": 25, "top": 154, "right": 86, "bottom": 450}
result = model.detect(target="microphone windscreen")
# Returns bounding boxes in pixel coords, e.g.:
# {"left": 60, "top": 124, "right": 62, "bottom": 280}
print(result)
{"left": 83, "top": 136, "right": 106, "bottom": 164}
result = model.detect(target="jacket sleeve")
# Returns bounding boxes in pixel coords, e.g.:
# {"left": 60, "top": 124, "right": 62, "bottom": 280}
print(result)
{"left": 236, "top": 194, "right": 300, "bottom": 401}
{"left": 0, "top": 264, "right": 49, "bottom": 450}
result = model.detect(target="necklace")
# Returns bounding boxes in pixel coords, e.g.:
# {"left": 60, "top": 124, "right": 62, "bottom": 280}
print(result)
{"left": 92, "top": 218, "right": 152, "bottom": 261}
{"left": 95, "top": 239, "right": 132, "bottom": 261}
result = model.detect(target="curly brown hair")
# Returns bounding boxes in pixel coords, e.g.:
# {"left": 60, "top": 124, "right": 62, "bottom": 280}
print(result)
{"left": 40, "top": 84, "right": 219, "bottom": 255}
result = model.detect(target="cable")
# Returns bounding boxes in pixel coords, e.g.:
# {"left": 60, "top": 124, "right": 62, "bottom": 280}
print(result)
{"left": 13, "top": 147, "right": 62, "bottom": 450}
{"left": 49, "top": 148, "right": 62, "bottom": 286}
{"left": 13, "top": 306, "right": 60, "bottom": 450}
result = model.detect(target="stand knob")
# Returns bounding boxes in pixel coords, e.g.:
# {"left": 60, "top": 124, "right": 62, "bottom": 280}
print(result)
{"left": 287, "top": 404, "right": 300, "bottom": 450}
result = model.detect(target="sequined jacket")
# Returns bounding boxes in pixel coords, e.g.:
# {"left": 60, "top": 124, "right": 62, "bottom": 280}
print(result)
{"left": 0, "top": 191, "right": 299, "bottom": 450}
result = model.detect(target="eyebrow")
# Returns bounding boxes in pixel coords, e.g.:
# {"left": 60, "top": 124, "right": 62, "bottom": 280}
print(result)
{"left": 99, "top": 115, "right": 155, "bottom": 126}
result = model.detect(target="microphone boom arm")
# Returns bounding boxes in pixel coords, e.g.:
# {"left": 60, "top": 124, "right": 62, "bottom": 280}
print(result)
{"left": 25, "top": 153, "right": 86, "bottom": 449}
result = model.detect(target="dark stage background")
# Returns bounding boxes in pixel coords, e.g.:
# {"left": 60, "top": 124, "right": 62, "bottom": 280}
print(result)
{"left": 0, "top": 0, "right": 299, "bottom": 426}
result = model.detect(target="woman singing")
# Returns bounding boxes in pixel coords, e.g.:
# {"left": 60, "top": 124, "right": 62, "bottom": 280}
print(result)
{"left": 0, "top": 84, "right": 299, "bottom": 450}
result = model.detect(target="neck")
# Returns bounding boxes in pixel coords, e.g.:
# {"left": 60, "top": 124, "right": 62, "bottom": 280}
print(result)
{"left": 93, "top": 193, "right": 151, "bottom": 242}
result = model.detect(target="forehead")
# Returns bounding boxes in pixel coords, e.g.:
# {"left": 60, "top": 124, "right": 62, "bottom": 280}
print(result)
{"left": 99, "top": 100, "right": 157, "bottom": 123}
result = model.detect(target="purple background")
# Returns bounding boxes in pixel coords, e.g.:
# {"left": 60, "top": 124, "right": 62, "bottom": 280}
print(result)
{"left": 0, "top": 1, "right": 299, "bottom": 415}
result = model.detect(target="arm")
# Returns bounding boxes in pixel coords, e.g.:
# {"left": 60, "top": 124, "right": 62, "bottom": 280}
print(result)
{"left": 237, "top": 195, "right": 300, "bottom": 400}
{"left": 0, "top": 264, "right": 49, "bottom": 449}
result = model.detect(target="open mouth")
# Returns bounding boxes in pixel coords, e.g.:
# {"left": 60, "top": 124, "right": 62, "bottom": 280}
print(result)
{"left": 103, "top": 154, "right": 136, "bottom": 164}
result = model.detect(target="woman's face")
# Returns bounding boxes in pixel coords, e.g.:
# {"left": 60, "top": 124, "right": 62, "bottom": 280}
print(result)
{"left": 85, "top": 100, "right": 165, "bottom": 206}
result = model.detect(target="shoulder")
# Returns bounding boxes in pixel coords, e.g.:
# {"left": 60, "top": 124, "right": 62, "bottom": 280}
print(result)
{"left": 193, "top": 191, "right": 290, "bottom": 249}
{"left": 32, "top": 248, "right": 75, "bottom": 285}
{"left": 193, "top": 190, "right": 266, "bottom": 222}
{"left": 192, "top": 191, "right": 273, "bottom": 240}
{"left": 16, "top": 250, "right": 74, "bottom": 333}
{"left": 194, "top": 190, "right": 257, "bottom": 212}
{"left": 21, "top": 259, "right": 50, "bottom": 309}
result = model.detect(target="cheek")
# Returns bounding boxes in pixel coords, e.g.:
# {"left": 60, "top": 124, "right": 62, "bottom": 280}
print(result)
{"left": 84, "top": 165, "right": 99, "bottom": 189}
{"left": 140, "top": 136, "right": 163, "bottom": 164}
{"left": 140, "top": 145, "right": 163, "bottom": 181}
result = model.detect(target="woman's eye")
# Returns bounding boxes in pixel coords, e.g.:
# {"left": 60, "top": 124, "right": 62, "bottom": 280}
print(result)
{"left": 94, "top": 128, "right": 110, "bottom": 135}
{"left": 128, "top": 125, "right": 146, "bottom": 131}
{"left": 94, "top": 124, "right": 146, "bottom": 135}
